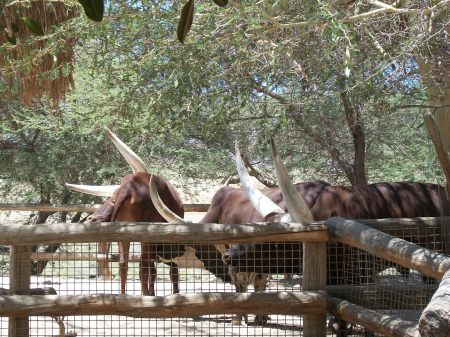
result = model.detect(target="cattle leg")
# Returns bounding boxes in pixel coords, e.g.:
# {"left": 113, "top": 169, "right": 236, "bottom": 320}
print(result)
{"left": 229, "top": 267, "right": 248, "bottom": 325}
{"left": 337, "top": 318, "right": 350, "bottom": 337}
{"left": 140, "top": 243, "right": 156, "bottom": 296}
{"left": 118, "top": 242, "right": 130, "bottom": 294}
{"left": 253, "top": 273, "right": 270, "bottom": 325}
{"left": 167, "top": 262, "right": 180, "bottom": 294}
{"left": 97, "top": 242, "right": 112, "bottom": 280}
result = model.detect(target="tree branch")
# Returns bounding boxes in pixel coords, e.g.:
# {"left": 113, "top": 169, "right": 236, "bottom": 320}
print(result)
{"left": 253, "top": 82, "right": 361, "bottom": 185}
{"left": 264, "top": 0, "right": 449, "bottom": 32}
{"left": 242, "top": 157, "right": 277, "bottom": 188}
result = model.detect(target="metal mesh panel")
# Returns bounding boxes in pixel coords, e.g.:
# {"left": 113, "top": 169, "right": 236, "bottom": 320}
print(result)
{"left": 0, "top": 240, "right": 313, "bottom": 336}
{"left": 326, "top": 218, "right": 449, "bottom": 336}
{"left": 1, "top": 210, "right": 449, "bottom": 337}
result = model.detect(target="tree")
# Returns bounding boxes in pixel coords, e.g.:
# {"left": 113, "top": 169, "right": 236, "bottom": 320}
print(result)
{"left": 2, "top": 0, "right": 448, "bottom": 190}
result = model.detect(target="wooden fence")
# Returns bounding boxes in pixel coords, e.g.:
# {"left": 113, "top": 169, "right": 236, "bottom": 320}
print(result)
{"left": 0, "top": 216, "right": 450, "bottom": 337}
{"left": 0, "top": 203, "right": 210, "bottom": 213}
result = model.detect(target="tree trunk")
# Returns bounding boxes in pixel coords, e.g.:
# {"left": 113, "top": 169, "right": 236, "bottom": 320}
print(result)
{"left": 31, "top": 191, "right": 54, "bottom": 276}
{"left": 337, "top": 76, "right": 367, "bottom": 186}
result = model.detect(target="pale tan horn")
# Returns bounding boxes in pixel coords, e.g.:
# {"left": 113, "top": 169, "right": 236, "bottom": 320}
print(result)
{"left": 270, "top": 138, "right": 313, "bottom": 222}
{"left": 149, "top": 176, "right": 185, "bottom": 224}
{"left": 65, "top": 183, "right": 120, "bottom": 197}
{"left": 105, "top": 127, "right": 148, "bottom": 173}
{"left": 234, "top": 143, "right": 286, "bottom": 220}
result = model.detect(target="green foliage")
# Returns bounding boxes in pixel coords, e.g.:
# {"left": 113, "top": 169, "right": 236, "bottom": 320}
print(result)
{"left": 1, "top": 0, "right": 447, "bottom": 209}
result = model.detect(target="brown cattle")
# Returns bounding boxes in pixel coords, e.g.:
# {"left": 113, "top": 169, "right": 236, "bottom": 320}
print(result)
{"left": 89, "top": 172, "right": 184, "bottom": 296}
{"left": 222, "top": 141, "right": 442, "bottom": 278}
{"left": 67, "top": 129, "right": 231, "bottom": 295}
{"left": 149, "top": 178, "right": 274, "bottom": 325}
{"left": 67, "top": 129, "right": 185, "bottom": 296}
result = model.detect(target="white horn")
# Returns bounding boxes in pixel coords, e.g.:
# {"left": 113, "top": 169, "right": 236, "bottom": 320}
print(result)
{"left": 235, "top": 143, "right": 285, "bottom": 219}
{"left": 65, "top": 183, "right": 120, "bottom": 197}
{"left": 105, "top": 127, "right": 148, "bottom": 173}
{"left": 149, "top": 176, "right": 186, "bottom": 224}
{"left": 270, "top": 138, "right": 313, "bottom": 222}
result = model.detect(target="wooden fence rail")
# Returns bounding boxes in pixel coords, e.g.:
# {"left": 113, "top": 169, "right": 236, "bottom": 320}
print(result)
{"left": 418, "top": 268, "right": 450, "bottom": 336}
{"left": 327, "top": 216, "right": 450, "bottom": 280}
{"left": 0, "top": 222, "right": 328, "bottom": 245}
{"left": 328, "top": 216, "right": 450, "bottom": 337}
{"left": 0, "top": 291, "right": 328, "bottom": 318}
{"left": 0, "top": 203, "right": 210, "bottom": 213}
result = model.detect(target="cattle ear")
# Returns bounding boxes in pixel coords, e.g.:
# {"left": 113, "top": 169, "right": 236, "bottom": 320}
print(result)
{"left": 270, "top": 138, "right": 313, "bottom": 222}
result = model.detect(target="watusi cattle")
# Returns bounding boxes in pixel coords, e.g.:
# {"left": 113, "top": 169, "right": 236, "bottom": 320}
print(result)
{"left": 222, "top": 140, "right": 442, "bottom": 281}
{"left": 149, "top": 176, "right": 271, "bottom": 325}
{"left": 224, "top": 140, "right": 443, "bottom": 336}
{"left": 67, "top": 128, "right": 231, "bottom": 295}
{"left": 66, "top": 128, "right": 185, "bottom": 296}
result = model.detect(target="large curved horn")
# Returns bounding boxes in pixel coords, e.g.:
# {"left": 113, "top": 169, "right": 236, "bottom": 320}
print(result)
{"left": 149, "top": 176, "right": 185, "bottom": 224}
{"left": 65, "top": 183, "right": 120, "bottom": 197}
{"left": 270, "top": 138, "right": 313, "bottom": 222}
{"left": 105, "top": 127, "right": 148, "bottom": 173}
{"left": 235, "top": 143, "right": 285, "bottom": 219}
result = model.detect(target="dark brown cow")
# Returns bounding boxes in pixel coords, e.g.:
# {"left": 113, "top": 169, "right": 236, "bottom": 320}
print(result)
{"left": 221, "top": 143, "right": 442, "bottom": 277}
{"left": 222, "top": 142, "right": 443, "bottom": 335}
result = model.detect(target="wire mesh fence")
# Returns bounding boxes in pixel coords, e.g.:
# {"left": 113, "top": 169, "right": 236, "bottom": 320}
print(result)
{"left": 0, "top": 209, "right": 449, "bottom": 337}
{"left": 0, "top": 241, "right": 314, "bottom": 336}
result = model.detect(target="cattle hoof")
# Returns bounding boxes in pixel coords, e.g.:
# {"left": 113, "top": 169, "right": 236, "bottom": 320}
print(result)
{"left": 254, "top": 315, "right": 270, "bottom": 325}
{"left": 231, "top": 315, "right": 245, "bottom": 325}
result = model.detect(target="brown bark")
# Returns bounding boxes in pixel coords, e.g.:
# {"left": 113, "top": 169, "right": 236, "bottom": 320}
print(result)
{"left": 337, "top": 76, "right": 367, "bottom": 186}
{"left": 31, "top": 191, "right": 53, "bottom": 276}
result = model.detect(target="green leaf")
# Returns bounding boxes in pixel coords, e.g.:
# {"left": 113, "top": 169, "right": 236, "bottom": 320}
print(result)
{"left": 212, "top": 0, "right": 228, "bottom": 7}
{"left": 177, "top": 0, "right": 195, "bottom": 43}
{"left": 78, "top": 0, "right": 104, "bottom": 22}
{"left": 21, "top": 17, "right": 44, "bottom": 36}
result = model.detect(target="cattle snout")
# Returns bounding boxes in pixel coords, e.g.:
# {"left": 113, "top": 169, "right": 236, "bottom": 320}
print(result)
{"left": 86, "top": 200, "right": 115, "bottom": 224}
{"left": 222, "top": 242, "right": 304, "bottom": 275}
{"left": 222, "top": 244, "right": 255, "bottom": 266}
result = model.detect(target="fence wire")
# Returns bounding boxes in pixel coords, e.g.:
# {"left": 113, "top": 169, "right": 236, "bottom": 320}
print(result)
{"left": 0, "top": 210, "right": 449, "bottom": 337}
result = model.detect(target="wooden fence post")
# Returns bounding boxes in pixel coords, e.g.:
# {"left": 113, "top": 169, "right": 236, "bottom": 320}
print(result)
{"left": 302, "top": 241, "right": 327, "bottom": 337}
{"left": 9, "top": 245, "right": 31, "bottom": 337}
{"left": 419, "top": 268, "right": 450, "bottom": 337}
